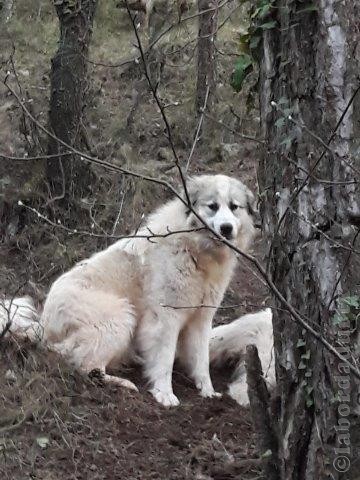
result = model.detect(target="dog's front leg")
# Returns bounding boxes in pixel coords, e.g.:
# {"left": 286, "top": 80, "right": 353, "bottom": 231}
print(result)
{"left": 178, "top": 312, "right": 221, "bottom": 399}
{"left": 137, "top": 309, "right": 183, "bottom": 407}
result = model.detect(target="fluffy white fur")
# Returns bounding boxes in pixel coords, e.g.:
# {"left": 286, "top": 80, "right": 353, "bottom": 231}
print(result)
{"left": 0, "top": 174, "right": 257, "bottom": 407}
{"left": 0, "top": 297, "right": 42, "bottom": 339}
{"left": 210, "top": 309, "right": 275, "bottom": 406}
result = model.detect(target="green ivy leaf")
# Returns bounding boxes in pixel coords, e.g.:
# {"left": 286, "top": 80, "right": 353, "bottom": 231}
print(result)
{"left": 275, "top": 117, "right": 285, "bottom": 129}
{"left": 261, "top": 449, "right": 273, "bottom": 458}
{"left": 280, "top": 136, "right": 293, "bottom": 149}
{"left": 231, "top": 54, "right": 254, "bottom": 93}
{"left": 259, "top": 21, "right": 277, "bottom": 30}
{"left": 296, "top": 5, "right": 318, "bottom": 14}
{"left": 332, "top": 313, "right": 345, "bottom": 325}
{"left": 301, "top": 350, "right": 311, "bottom": 360}
{"left": 249, "top": 35, "right": 261, "bottom": 50}
{"left": 342, "top": 295, "right": 360, "bottom": 308}
{"left": 298, "top": 360, "right": 307, "bottom": 370}
{"left": 277, "top": 96, "right": 288, "bottom": 106}
{"left": 296, "top": 338, "right": 306, "bottom": 348}
{"left": 258, "top": 4, "right": 272, "bottom": 18}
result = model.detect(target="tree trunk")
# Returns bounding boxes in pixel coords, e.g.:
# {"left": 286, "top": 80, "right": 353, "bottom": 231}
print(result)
{"left": 257, "top": 1, "right": 360, "bottom": 479}
{"left": 195, "top": 0, "right": 218, "bottom": 114}
{"left": 47, "top": 0, "right": 98, "bottom": 201}
{"left": 0, "top": 0, "right": 14, "bottom": 23}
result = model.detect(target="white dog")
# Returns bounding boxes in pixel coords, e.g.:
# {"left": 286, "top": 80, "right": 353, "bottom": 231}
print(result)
{"left": 1, "top": 300, "right": 276, "bottom": 407}
{"left": 0, "top": 174, "right": 257, "bottom": 407}
{"left": 210, "top": 309, "right": 275, "bottom": 406}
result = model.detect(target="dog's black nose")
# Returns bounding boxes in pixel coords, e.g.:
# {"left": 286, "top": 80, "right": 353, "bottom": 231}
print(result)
{"left": 220, "top": 223, "right": 233, "bottom": 239}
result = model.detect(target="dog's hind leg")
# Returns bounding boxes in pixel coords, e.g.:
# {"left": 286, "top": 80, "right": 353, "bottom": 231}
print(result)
{"left": 45, "top": 294, "right": 139, "bottom": 391}
{"left": 177, "top": 311, "right": 221, "bottom": 399}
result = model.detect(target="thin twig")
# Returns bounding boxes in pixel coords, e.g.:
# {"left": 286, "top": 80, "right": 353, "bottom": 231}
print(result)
{"left": 125, "top": 1, "right": 191, "bottom": 206}
{"left": 18, "top": 200, "right": 206, "bottom": 240}
{"left": 204, "top": 112, "right": 264, "bottom": 144}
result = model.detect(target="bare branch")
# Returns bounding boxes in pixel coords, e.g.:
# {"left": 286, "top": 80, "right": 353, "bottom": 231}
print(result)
{"left": 18, "top": 200, "right": 206, "bottom": 241}
{"left": 124, "top": 1, "right": 191, "bottom": 206}
{"left": 204, "top": 112, "right": 264, "bottom": 144}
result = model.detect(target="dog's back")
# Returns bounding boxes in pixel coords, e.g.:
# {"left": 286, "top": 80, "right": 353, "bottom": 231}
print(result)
{"left": 210, "top": 309, "right": 275, "bottom": 406}
{"left": 0, "top": 296, "right": 41, "bottom": 340}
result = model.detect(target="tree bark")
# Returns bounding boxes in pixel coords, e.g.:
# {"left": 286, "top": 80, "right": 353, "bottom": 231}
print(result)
{"left": 246, "top": 344, "right": 279, "bottom": 479}
{"left": 0, "top": 0, "right": 14, "bottom": 23}
{"left": 257, "top": 1, "right": 360, "bottom": 479}
{"left": 195, "top": 0, "right": 218, "bottom": 115}
{"left": 47, "top": 0, "right": 98, "bottom": 201}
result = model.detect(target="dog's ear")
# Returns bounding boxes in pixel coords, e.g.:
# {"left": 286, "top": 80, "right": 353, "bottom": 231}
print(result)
{"left": 182, "top": 177, "right": 200, "bottom": 210}
{"left": 245, "top": 188, "right": 261, "bottom": 228}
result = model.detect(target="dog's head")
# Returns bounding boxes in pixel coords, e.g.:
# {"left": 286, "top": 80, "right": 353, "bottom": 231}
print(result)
{"left": 183, "top": 174, "right": 257, "bottom": 251}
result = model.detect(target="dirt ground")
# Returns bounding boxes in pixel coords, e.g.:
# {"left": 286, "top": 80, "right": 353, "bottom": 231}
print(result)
{"left": 1, "top": 338, "right": 264, "bottom": 480}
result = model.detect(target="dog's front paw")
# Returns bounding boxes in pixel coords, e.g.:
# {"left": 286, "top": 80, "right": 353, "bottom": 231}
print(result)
{"left": 199, "top": 385, "right": 222, "bottom": 399}
{"left": 150, "top": 388, "right": 180, "bottom": 407}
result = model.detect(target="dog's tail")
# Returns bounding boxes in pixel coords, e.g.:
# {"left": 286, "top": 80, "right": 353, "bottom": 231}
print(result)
{"left": 210, "top": 309, "right": 275, "bottom": 406}
{"left": 0, "top": 296, "right": 43, "bottom": 341}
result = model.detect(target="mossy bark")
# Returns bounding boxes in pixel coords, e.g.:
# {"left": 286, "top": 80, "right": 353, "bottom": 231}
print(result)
{"left": 47, "top": 0, "right": 98, "bottom": 202}
{"left": 257, "top": 1, "right": 360, "bottom": 478}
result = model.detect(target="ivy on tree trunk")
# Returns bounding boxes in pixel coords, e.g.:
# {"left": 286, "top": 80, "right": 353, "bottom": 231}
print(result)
{"left": 257, "top": 1, "right": 360, "bottom": 479}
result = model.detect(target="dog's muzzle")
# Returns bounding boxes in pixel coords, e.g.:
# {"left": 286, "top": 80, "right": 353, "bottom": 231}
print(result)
{"left": 220, "top": 223, "right": 234, "bottom": 240}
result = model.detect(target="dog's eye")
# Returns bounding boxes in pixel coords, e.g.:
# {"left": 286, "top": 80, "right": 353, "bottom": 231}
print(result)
{"left": 208, "top": 203, "right": 219, "bottom": 212}
{"left": 229, "top": 203, "right": 239, "bottom": 212}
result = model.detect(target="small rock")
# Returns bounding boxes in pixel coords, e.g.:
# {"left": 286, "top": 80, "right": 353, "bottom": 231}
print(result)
{"left": 219, "top": 143, "right": 243, "bottom": 163}
{"left": 18, "top": 69, "right": 30, "bottom": 77}
{"left": 157, "top": 147, "right": 173, "bottom": 163}
{"left": 5, "top": 369, "right": 17, "bottom": 383}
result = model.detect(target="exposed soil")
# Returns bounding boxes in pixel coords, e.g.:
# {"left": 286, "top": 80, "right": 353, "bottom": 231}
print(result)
{"left": 1, "top": 339, "right": 263, "bottom": 480}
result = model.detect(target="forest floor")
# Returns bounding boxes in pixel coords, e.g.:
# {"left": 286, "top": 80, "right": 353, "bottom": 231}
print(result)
{"left": 0, "top": 2, "right": 270, "bottom": 479}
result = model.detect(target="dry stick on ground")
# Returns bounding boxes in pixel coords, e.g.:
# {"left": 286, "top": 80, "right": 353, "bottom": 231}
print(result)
{"left": 4, "top": 80, "right": 360, "bottom": 381}
{"left": 245, "top": 344, "right": 279, "bottom": 480}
